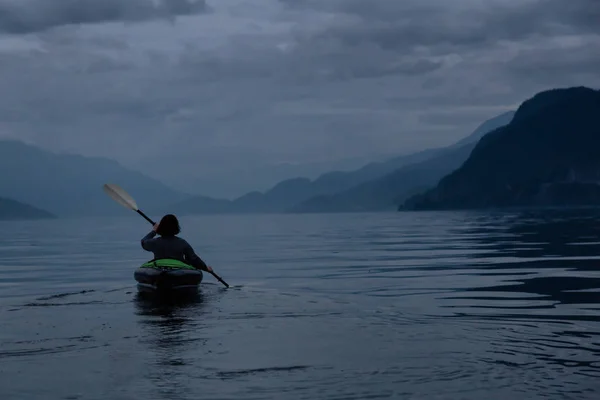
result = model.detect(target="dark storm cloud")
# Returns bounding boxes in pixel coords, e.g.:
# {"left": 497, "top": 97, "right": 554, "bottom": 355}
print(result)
{"left": 270, "top": 0, "right": 596, "bottom": 84}
{"left": 0, "top": 0, "right": 598, "bottom": 198}
{"left": 283, "top": 0, "right": 600, "bottom": 53}
{"left": 418, "top": 110, "right": 497, "bottom": 127}
{"left": 505, "top": 36, "right": 600, "bottom": 85}
{"left": 0, "top": 0, "right": 209, "bottom": 34}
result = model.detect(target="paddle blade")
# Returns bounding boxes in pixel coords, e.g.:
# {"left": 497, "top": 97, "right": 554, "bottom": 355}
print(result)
{"left": 103, "top": 183, "right": 138, "bottom": 211}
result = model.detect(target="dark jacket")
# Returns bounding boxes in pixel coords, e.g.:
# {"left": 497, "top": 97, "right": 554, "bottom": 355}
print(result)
{"left": 140, "top": 231, "right": 208, "bottom": 270}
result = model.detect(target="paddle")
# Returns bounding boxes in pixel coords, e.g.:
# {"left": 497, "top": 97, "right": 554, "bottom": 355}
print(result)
{"left": 102, "top": 183, "right": 229, "bottom": 288}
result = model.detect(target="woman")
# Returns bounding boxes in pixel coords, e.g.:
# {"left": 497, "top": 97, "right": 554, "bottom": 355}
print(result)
{"left": 140, "top": 214, "right": 213, "bottom": 273}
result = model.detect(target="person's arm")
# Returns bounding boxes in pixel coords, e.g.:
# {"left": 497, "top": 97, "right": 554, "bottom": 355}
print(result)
{"left": 141, "top": 223, "right": 160, "bottom": 252}
{"left": 141, "top": 230, "right": 158, "bottom": 252}
{"left": 182, "top": 240, "right": 212, "bottom": 272}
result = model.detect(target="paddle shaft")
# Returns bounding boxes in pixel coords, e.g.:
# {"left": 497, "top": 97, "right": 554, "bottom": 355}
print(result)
{"left": 137, "top": 210, "right": 156, "bottom": 225}
{"left": 138, "top": 210, "right": 229, "bottom": 288}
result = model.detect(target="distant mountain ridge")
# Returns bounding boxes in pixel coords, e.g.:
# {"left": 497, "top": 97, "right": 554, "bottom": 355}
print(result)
{"left": 286, "top": 111, "right": 516, "bottom": 213}
{"left": 167, "top": 110, "right": 515, "bottom": 215}
{"left": 288, "top": 142, "right": 477, "bottom": 213}
{"left": 0, "top": 140, "right": 189, "bottom": 217}
{"left": 0, "top": 105, "right": 526, "bottom": 218}
{"left": 0, "top": 196, "right": 55, "bottom": 220}
{"left": 166, "top": 146, "right": 445, "bottom": 215}
{"left": 401, "top": 86, "right": 600, "bottom": 211}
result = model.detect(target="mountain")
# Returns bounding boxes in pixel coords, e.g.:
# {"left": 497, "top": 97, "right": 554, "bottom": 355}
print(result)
{"left": 129, "top": 153, "right": 398, "bottom": 200}
{"left": 0, "top": 140, "right": 189, "bottom": 217}
{"left": 401, "top": 86, "right": 600, "bottom": 211}
{"left": 167, "top": 147, "right": 447, "bottom": 215}
{"left": 446, "top": 111, "right": 516, "bottom": 149}
{"left": 287, "top": 111, "right": 515, "bottom": 213}
{"left": 288, "top": 142, "right": 476, "bottom": 213}
{"left": 154, "top": 194, "right": 232, "bottom": 215}
{"left": 168, "top": 111, "right": 515, "bottom": 215}
{"left": 0, "top": 197, "right": 55, "bottom": 220}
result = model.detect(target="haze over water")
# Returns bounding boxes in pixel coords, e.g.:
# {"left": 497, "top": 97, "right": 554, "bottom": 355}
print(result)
{"left": 1, "top": 210, "right": 599, "bottom": 399}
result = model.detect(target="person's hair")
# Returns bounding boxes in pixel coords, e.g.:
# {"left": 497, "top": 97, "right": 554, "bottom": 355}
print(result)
{"left": 156, "top": 214, "right": 181, "bottom": 237}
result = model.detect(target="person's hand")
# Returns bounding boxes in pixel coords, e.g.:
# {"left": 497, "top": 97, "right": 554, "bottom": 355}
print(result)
{"left": 152, "top": 223, "right": 159, "bottom": 232}
{"left": 205, "top": 266, "right": 214, "bottom": 273}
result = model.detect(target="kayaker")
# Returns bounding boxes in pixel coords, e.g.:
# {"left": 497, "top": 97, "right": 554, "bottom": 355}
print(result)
{"left": 140, "top": 214, "right": 213, "bottom": 273}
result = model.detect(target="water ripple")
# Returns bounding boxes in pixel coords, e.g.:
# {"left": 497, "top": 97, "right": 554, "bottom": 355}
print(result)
{"left": 1, "top": 210, "right": 600, "bottom": 399}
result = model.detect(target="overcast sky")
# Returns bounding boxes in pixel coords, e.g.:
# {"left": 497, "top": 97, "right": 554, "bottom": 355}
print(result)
{"left": 0, "top": 0, "right": 598, "bottom": 197}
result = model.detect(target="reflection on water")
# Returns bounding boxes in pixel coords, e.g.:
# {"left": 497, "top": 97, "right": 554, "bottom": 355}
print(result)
{"left": 428, "top": 210, "right": 600, "bottom": 400}
{"left": 134, "top": 293, "right": 207, "bottom": 400}
{"left": 445, "top": 210, "right": 600, "bottom": 314}
{"left": 0, "top": 210, "right": 600, "bottom": 399}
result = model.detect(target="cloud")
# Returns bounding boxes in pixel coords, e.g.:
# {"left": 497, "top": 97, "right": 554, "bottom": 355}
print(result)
{"left": 505, "top": 35, "right": 600, "bottom": 84}
{"left": 0, "top": 0, "right": 209, "bottom": 34}
{"left": 0, "top": 0, "right": 598, "bottom": 197}
{"left": 279, "top": 0, "right": 600, "bottom": 64}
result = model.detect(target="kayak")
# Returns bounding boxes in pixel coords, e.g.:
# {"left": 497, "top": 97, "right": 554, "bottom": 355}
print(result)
{"left": 134, "top": 259, "right": 203, "bottom": 296}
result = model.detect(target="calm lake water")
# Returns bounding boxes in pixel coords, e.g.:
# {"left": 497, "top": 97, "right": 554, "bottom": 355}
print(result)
{"left": 1, "top": 210, "right": 600, "bottom": 399}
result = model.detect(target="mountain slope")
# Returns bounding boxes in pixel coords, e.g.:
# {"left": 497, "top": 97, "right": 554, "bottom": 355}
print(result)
{"left": 0, "top": 140, "right": 189, "bottom": 217}
{"left": 169, "top": 111, "right": 515, "bottom": 214}
{"left": 287, "top": 111, "right": 515, "bottom": 213}
{"left": 288, "top": 142, "right": 477, "bottom": 212}
{"left": 401, "top": 86, "right": 600, "bottom": 211}
{"left": 0, "top": 197, "right": 55, "bottom": 220}
{"left": 167, "top": 147, "right": 446, "bottom": 215}
{"left": 155, "top": 194, "right": 232, "bottom": 215}
{"left": 447, "top": 111, "right": 515, "bottom": 149}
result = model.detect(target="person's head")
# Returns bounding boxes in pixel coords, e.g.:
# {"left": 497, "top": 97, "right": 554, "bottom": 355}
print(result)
{"left": 156, "top": 214, "right": 181, "bottom": 237}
